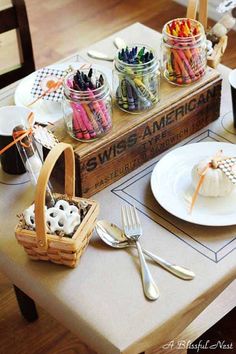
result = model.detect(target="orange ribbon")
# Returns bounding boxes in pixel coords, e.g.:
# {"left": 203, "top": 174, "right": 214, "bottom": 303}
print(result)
{"left": 190, "top": 150, "right": 223, "bottom": 213}
{"left": 0, "top": 112, "right": 34, "bottom": 155}
{"left": 189, "top": 163, "right": 210, "bottom": 214}
{"left": 27, "top": 64, "right": 92, "bottom": 107}
{"left": 28, "top": 80, "right": 63, "bottom": 107}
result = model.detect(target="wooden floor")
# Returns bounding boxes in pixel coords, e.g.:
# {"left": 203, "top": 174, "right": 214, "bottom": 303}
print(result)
{"left": 0, "top": 0, "right": 235, "bottom": 353}
{"left": 1, "top": 0, "right": 235, "bottom": 70}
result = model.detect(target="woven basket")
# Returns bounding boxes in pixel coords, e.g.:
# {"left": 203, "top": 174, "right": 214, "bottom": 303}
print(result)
{"left": 187, "top": 0, "right": 228, "bottom": 68}
{"left": 15, "top": 142, "right": 99, "bottom": 267}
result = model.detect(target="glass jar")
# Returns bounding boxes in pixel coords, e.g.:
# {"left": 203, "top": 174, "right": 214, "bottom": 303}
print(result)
{"left": 162, "top": 18, "right": 207, "bottom": 86}
{"left": 113, "top": 44, "right": 160, "bottom": 113}
{"left": 62, "top": 69, "right": 112, "bottom": 141}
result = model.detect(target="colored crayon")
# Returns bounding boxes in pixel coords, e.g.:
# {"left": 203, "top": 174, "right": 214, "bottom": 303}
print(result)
{"left": 120, "top": 79, "right": 129, "bottom": 110}
{"left": 125, "top": 80, "right": 135, "bottom": 111}
{"left": 71, "top": 103, "right": 90, "bottom": 140}
{"left": 82, "top": 104, "right": 102, "bottom": 135}
{"left": 78, "top": 104, "right": 97, "bottom": 138}
{"left": 66, "top": 69, "right": 112, "bottom": 139}
{"left": 87, "top": 88, "right": 109, "bottom": 130}
{"left": 164, "top": 18, "right": 205, "bottom": 85}
{"left": 72, "top": 107, "right": 83, "bottom": 139}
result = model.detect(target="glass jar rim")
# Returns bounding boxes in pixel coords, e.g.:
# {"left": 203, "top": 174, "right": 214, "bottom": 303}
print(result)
{"left": 162, "top": 18, "right": 205, "bottom": 40}
{"left": 63, "top": 69, "right": 110, "bottom": 100}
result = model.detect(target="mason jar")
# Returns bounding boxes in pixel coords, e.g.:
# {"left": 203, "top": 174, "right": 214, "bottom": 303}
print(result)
{"left": 113, "top": 44, "right": 160, "bottom": 113}
{"left": 62, "top": 69, "right": 112, "bottom": 141}
{"left": 162, "top": 18, "right": 207, "bottom": 86}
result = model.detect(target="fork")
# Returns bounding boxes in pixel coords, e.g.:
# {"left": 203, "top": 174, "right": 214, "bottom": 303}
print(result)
{"left": 121, "top": 205, "right": 160, "bottom": 300}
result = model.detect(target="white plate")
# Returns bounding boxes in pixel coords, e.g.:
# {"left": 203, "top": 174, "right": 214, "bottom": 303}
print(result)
{"left": 14, "top": 62, "right": 112, "bottom": 124}
{"left": 151, "top": 142, "right": 236, "bottom": 226}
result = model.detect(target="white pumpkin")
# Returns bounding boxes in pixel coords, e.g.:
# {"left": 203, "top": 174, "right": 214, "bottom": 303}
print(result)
{"left": 191, "top": 158, "right": 236, "bottom": 197}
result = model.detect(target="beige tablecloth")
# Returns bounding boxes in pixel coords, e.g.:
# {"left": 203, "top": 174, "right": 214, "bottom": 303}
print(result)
{"left": 0, "top": 24, "right": 235, "bottom": 354}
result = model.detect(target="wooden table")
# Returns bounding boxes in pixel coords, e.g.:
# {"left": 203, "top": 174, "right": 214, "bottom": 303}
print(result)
{"left": 0, "top": 24, "right": 235, "bottom": 354}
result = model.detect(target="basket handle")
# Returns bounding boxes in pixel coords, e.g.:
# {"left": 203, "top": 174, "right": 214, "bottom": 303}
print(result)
{"left": 187, "top": 0, "right": 208, "bottom": 30}
{"left": 34, "top": 143, "right": 75, "bottom": 250}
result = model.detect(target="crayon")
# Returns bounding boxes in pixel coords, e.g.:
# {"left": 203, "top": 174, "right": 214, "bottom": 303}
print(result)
{"left": 133, "top": 77, "right": 157, "bottom": 103}
{"left": 87, "top": 88, "right": 109, "bottom": 130}
{"left": 171, "top": 53, "right": 183, "bottom": 85}
{"left": 66, "top": 68, "right": 112, "bottom": 139}
{"left": 88, "top": 104, "right": 105, "bottom": 132}
{"left": 98, "top": 100, "right": 112, "bottom": 129}
{"left": 171, "top": 50, "right": 191, "bottom": 84}
{"left": 125, "top": 80, "right": 135, "bottom": 111}
{"left": 167, "top": 62, "right": 175, "bottom": 82}
{"left": 120, "top": 79, "right": 129, "bottom": 110}
{"left": 164, "top": 18, "right": 205, "bottom": 85}
{"left": 125, "top": 76, "right": 151, "bottom": 109}
{"left": 72, "top": 103, "right": 93, "bottom": 140}
{"left": 71, "top": 104, "right": 90, "bottom": 140}
{"left": 72, "top": 107, "right": 83, "bottom": 139}
{"left": 79, "top": 104, "right": 96, "bottom": 139}
{"left": 82, "top": 103, "right": 102, "bottom": 135}
{"left": 118, "top": 46, "right": 154, "bottom": 64}
{"left": 116, "top": 85, "right": 124, "bottom": 107}
{"left": 131, "top": 85, "right": 139, "bottom": 109}
{"left": 177, "top": 49, "right": 196, "bottom": 80}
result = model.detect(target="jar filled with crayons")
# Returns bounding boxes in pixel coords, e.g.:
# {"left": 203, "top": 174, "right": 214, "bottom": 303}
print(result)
{"left": 62, "top": 68, "right": 112, "bottom": 141}
{"left": 162, "top": 18, "right": 207, "bottom": 85}
{"left": 113, "top": 45, "right": 160, "bottom": 113}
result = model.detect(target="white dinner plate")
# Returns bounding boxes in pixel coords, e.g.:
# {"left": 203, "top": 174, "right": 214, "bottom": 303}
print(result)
{"left": 151, "top": 142, "right": 236, "bottom": 226}
{"left": 14, "top": 62, "right": 112, "bottom": 124}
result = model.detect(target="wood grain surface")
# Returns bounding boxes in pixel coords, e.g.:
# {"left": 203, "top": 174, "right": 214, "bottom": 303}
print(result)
{"left": 53, "top": 75, "right": 221, "bottom": 197}
{"left": 25, "top": 0, "right": 236, "bottom": 70}
{"left": 0, "top": 0, "right": 235, "bottom": 353}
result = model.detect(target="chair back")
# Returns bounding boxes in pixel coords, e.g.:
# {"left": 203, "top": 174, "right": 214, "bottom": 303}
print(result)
{"left": 0, "top": 0, "right": 35, "bottom": 89}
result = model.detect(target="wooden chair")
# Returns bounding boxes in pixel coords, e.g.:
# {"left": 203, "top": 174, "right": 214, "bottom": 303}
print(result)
{"left": 0, "top": 0, "right": 36, "bottom": 319}
{"left": 0, "top": 0, "right": 35, "bottom": 89}
{"left": 187, "top": 0, "right": 228, "bottom": 68}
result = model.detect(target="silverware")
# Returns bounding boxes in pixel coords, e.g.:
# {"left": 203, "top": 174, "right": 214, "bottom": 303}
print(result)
{"left": 121, "top": 205, "right": 160, "bottom": 300}
{"left": 87, "top": 50, "right": 114, "bottom": 62}
{"left": 113, "top": 37, "right": 126, "bottom": 49}
{"left": 96, "top": 220, "right": 195, "bottom": 280}
{"left": 87, "top": 37, "right": 126, "bottom": 61}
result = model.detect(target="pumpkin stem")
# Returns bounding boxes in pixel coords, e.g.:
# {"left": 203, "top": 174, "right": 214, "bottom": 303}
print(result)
{"left": 211, "top": 149, "right": 225, "bottom": 169}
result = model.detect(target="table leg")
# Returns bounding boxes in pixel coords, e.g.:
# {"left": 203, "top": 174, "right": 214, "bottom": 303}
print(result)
{"left": 13, "top": 285, "right": 38, "bottom": 322}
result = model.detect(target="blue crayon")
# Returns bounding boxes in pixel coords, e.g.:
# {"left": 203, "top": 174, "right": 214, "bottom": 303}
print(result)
{"left": 125, "top": 76, "right": 147, "bottom": 104}
{"left": 123, "top": 52, "right": 128, "bottom": 63}
{"left": 131, "top": 86, "right": 138, "bottom": 108}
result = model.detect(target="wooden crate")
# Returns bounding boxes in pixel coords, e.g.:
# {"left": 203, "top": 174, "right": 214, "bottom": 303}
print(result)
{"left": 52, "top": 67, "right": 222, "bottom": 197}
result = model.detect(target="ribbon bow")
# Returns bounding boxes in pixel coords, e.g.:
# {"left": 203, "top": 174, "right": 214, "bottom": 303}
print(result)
{"left": 0, "top": 112, "right": 34, "bottom": 155}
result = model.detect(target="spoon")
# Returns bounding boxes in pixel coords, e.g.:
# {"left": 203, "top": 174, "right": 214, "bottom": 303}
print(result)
{"left": 113, "top": 37, "right": 126, "bottom": 49}
{"left": 96, "top": 220, "right": 195, "bottom": 280}
{"left": 87, "top": 37, "right": 126, "bottom": 62}
{"left": 87, "top": 50, "right": 114, "bottom": 62}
